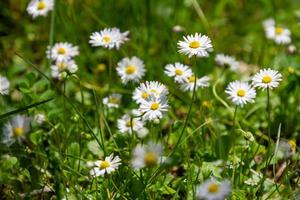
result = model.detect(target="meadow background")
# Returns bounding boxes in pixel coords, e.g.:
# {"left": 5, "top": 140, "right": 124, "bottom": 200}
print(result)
{"left": 0, "top": 0, "right": 300, "bottom": 199}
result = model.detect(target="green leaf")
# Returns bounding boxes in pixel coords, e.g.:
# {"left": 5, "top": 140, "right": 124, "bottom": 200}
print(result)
{"left": 87, "top": 140, "right": 103, "bottom": 156}
{"left": 1, "top": 156, "right": 18, "bottom": 171}
{"left": 214, "top": 135, "right": 232, "bottom": 160}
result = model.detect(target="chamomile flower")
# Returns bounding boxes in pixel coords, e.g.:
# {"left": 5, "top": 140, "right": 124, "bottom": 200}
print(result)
{"left": 102, "top": 93, "right": 122, "bottom": 108}
{"left": 0, "top": 75, "right": 10, "bottom": 95}
{"left": 164, "top": 62, "right": 192, "bottom": 83}
{"left": 139, "top": 96, "right": 168, "bottom": 121}
{"left": 46, "top": 42, "right": 79, "bottom": 62}
{"left": 2, "top": 115, "right": 31, "bottom": 146}
{"left": 225, "top": 81, "right": 256, "bottom": 107}
{"left": 117, "top": 114, "right": 144, "bottom": 134}
{"left": 180, "top": 75, "right": 210, "bottom": 92}
{"left": 133, "top": 81, "right": 169, "bottom": 104}
{"left": 252, "top": 68, "right": 282, "bottom": 90}
{"left": 215, "top": 54, "right": 239, "bottom": 71}
{"left": 278, "top": 139, "right": 297, "bottom": 158}
{"left": 89, "top": 154, "right": 121, "bottom": 177}
{"left": 177, "top": 33, "right": 213, "bottom": 58}
{"left": 89, "top": 27, "right": 129, "bottom": 49}
{"left": 131, "top": 142, "right": 163, "bottom": 169}
{"left": 116, "top": 56, "right": 145, "bottom": 84}
{"left": 51, "top": 60, "right": 78, "bottom": 79}
{"left": 27, "top": 0, "right": 54, "bottom": 18}
{"left": 34, "top": 113, "right": 46, "bottom": 124}
{"left": 196, "top": 179, "right": 231, "bottom": 200}
{"left": 263, "top": 19, "right": 291, "bottom": 44}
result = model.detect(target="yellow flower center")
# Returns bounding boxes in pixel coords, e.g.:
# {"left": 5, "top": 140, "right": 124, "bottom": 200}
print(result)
{"left": 288, "top": 140, "right": 296, "bottom": 153}
{"left": 262, "top": 75, "right": 272, "bottom": 84}
{"left": 57, "top": 47, "right": 66, "bottom": 54}
{"left": 13, "top": 127, "right": 24, "bottom": 138}
{"left": 207, "top": 183, "right": 220, "bottom": 193}
{"left": 108, "top": 97, "right": 119, "bottom": 104}
{"left": 150, "top": 102, "right": 160, "bottom": 110}
{"left": 175, "top": 69, "right": 183, "bottom": 75}
{"left": 37, "top": 1, "right": 46, "bottom": 10}
{"left": 141, "top": 92, "right": 149, "bottom": 99}
{"left": 144, "top": 152, "right": 157, "bottom": 167}
{"left": 189, "top": 41, "right": 200, "bottom": 49}
{"left": 97, "top": 64, "right": 106, "bottom": 72}
{"left": 126, "top": 120, "right": 134, "bottom": 127}
{"left": 102, "top": 36, "right": 111, "bottom": 43}
{"left": 237, "top": 89, "right": 246, "bottom": 97}
{"left": 125, "top": 65, "right": 137, "bottom": 74}
{"left": 100, "top": 160, "right": 110, "bottom": 169}
{"left": 275, "top": 27, "right": 284, "bottom": 35}
{"left": 188, "top": 76, "right": 196, "bottom": 83}
{"left": 57, "top": 62, "right": 67, "bottom": 70}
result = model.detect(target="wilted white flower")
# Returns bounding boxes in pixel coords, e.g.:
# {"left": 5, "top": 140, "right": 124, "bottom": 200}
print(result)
{"left": 196, "top": 179, "right": 231, "bottom": 200}
{"left": 102, "top": 93, "right": 122, "bottom": 108}
{"left": 116, "top": 56, "right": 145, "bottom": 84}
{"left": 164, "top": 62, "right": 192, "bottom": 83}
{"left": 215, "top": 54, "right": 239, "bottom": 71}
{"left": 51, "top": 60, "right": 78, "bottom": 79}
{"left": 178, "top": 33, "right": 213, "bottom": 58}
{"left": 0, "top": 75, "right": 10, "bottom": 95}
{"left": 89, "top": 27, "right": 129, "bottom": 49}
{"left": 46, "top": 42, "right": 79, "bottom": 62}
{"left": 225, "top": 81, "right": 256, "bottom": 107}
{"left": 131, "top": 142, "right": 163, "bottom": 169}
{"left": 139, "top": 96, "right": 168, "bottom": 121}
{"left": 34, "top": 113, "right": 46, "bottom": 124}
{"left": 252, "top": 68, "right": 282, "bottom": 90}
{"left": 117, "top": 114, "right": 144, "bottom": 134}
{"left": 27, "top": 0, "right": 54, "bottom": 18}
{"left": 89, "top": 154, "right": 121, "bottom": 177}
{"left": 277, "top": 139, "right": 296, "bottom": 158}
{"left": 133, "top": 81, "right": 168, "bottom": 104}
{"left": 2, "top": 115, "right": 31, "bottom": 146}
{"left": 180, "top": 75, "right": 210, "bottom": 92}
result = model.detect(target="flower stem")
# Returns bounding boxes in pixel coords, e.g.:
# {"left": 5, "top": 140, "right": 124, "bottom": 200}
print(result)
{"left": 232, "top": 105, "right": 238, "bottom": 184}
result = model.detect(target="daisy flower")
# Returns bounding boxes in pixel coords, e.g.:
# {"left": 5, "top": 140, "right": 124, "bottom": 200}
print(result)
{"left": 263, "top": 19, "right": 291, "bottom": 45}
{"left": 131, "top": 142, "right": 163, "bottom": 169}
{"left": 0, "top": 75, "right": 10, "bottom": 95}
{"left": 225, "top": 81, "right": 256, "bottom": 107}
{"left": 252, "top": 68, "right": 282, "bottom": 90}
{"left": 180, "top": 75, "right": 210, "bottom": 92}
{"left": 51, "top": 60, "right": 78, "bottom": 79}
{"left": 89, "top": 154, "right": 121, "bottom": 177}
{"left": 215, "top": 54, "right": 239, "bottom": 71}
{"left": 89, "top": 27, "right": 129, "bottom": 49}
{"left": 177, "top": 33, "right": 213, "bottom": 58}
{"left": 27, "top": 0, "right": 54, "bottom": 18}
{"left": 2, "top": 115, "right": 31, "bottom": 146}
{"left": 46, "top": 42, "right": 79, "bottom": 62}
{"left": 34, "top": 113, "right": 46, "bottom": 124}
{"left": 196, "top": 179, "right": 231, "bottom": 200}
{"left": 139, "top": 95, "right": 168, "bottom": 121}
{"left": 133, "top": 81, "right": 169, "bottom": 104}
{"left": 117, "top": 114, "right": 144, "bottom": 134}
{"left": 102, "top": 93, "right": 122, "bottom": 108}
{"left": 116, "top": 56, "right": 145, "bottom": 84}
{"left": 164, "top": 62, "right": 192, "bottom": 83}
{"left": 278, "top": 139, "right": 297, "bottom": 159}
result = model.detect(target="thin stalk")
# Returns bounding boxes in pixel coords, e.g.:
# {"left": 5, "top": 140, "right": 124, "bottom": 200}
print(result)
{"left": 267, "top": 87, "right": 271, "bottom": 142}
{"left": 231, "top": 106, "right": 238, "bottom": 184}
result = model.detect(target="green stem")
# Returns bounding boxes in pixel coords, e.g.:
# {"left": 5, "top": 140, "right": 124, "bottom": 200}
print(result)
{"left": 231, "top": 106, "right": 238, "bottom": 184}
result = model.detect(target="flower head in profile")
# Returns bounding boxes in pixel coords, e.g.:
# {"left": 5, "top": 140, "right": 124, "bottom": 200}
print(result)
{"left": 89, "top": 27, "right": 129, "bottom": 49}
{"left": 225, "top": 81, "right": 256, "bottom": 107}
{"left": 27, "top": 0, "right": 54, "bottom": 18}
{"left": 89, "top": 154, "right": 121, "bottom": 177}
{"left": 177, "top": 33, "right": 213, "bottom": 58}
{"left": 252, "top": 68, "right": 282, "bottom": 90}
{"left": 164, "top": 62, "right": 192, "bottom": 83}
{"left": 133, "top": 81, "right": 168, "bottom": 104}
{"left": 2, "top": 115, "right": 31, "bottom": 146}
{"left": 46, "top": 42, "right": 79, "bottom": 62}
{"left": 278, "top": 139, "right": 297, "bottom": 159}
{"left": 0, "top": 75, "right": 10, "bottom": 95}
{"left": 102, "top": 93, "right": 122, "bottom": 108}
{"left": 131, "top": 142, "right": 163, "bottom": 169}
{"left": 180, "top": 75, "right": 210, "bottom": 92}
{"left": 263, "top": 18, "right": 291, "bottom": 45}
{"left": 117, "top": 114, "right": 144, "bottom": 134}
{"left": 215, "top": 54, "right": 239, "bottom": 71}
{"left": 116, "top": 56, "right": 145, "bottom": 84}
{"left": 139, "top": 95, "right": 168, "bottom": 122}
{"left": 51, "top": 60, "right": 78, "bottom": 79}
{"left": 34, "top": 113, "right": 46, "bottom": 125}
{"left": 196, "top": 179, "right": 231, "bottom": 200}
